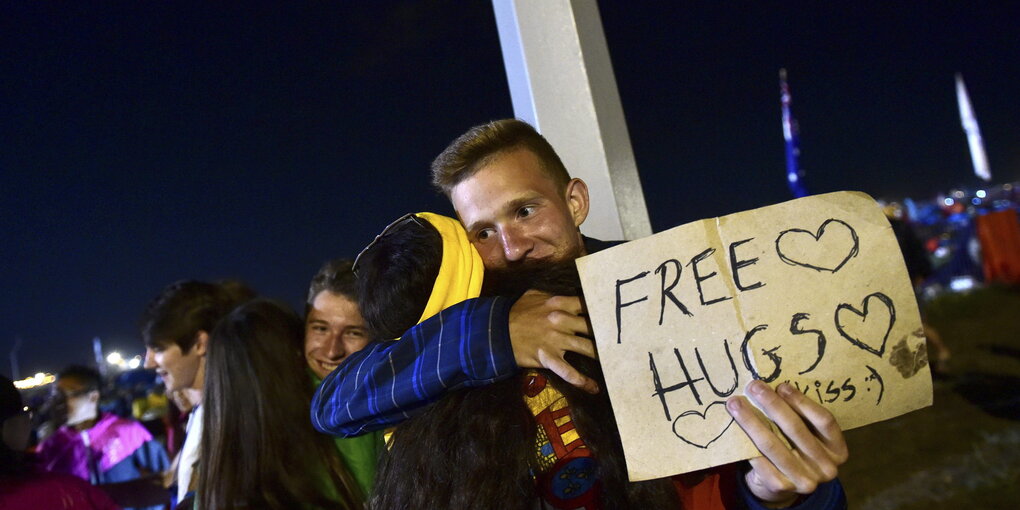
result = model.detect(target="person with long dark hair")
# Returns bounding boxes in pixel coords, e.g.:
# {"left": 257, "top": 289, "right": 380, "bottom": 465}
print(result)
{"left": 197, "top": 299, "right": 361, "bottom": 510}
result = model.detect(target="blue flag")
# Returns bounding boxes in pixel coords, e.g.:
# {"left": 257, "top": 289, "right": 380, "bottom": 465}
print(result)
{"left": 780, "top": 69, "right": 809, "bottom": 198}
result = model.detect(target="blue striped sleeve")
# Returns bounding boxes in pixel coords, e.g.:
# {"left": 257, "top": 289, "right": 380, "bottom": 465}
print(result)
{"left": 311, "top": 296, "right": 517, "bottom": 437}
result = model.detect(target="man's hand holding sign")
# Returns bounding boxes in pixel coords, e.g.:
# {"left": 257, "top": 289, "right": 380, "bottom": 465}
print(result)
{"left": 576, "top": 191, "right": 932, "bottom": 504}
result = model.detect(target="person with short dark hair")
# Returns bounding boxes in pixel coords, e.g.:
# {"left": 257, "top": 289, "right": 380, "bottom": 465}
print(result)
{"left": 304, "top": 259, "right": 369, "bottom": 379}
{"left": 34, "top": 366, "right": 169, "bottom": 510}
{"left": 140, "top": 279, "right": 253, "bottom": 504}
{"left": 303, "top": 258, "right": 383, "bottom": 498}
{"left": 198, "top": 299, "right": 362, "bottom": 510}
{"left": 1, "top": 375, "right": 121, "bottom": 510}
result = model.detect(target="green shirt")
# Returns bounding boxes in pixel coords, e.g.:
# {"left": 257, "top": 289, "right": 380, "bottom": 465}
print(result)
{"left": 311, "top": 371, "right": 384, "bottom": 499}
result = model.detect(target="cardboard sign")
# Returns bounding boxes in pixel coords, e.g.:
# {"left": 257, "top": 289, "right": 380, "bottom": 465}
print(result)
{"left": 575, "top": 191, "right": 933, "bottom": 481}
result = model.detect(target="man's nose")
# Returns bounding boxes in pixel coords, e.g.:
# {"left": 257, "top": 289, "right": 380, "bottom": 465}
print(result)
{"left": 143, "top": 348, "right": 156, "bottom": 369}
{"left": 499, "top": 225, "right": 532, "bottom": 262}
{"left": 325, "top": 334, "right": 346, "bottom": 359}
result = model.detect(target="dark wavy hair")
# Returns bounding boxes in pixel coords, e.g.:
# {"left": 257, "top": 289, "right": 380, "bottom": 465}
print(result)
{"left": 306, "top": 258, "right": 358, "bottom": 315}
{"left": 370, "top": 260, "right": 681, "bottom": 508}
{"left": 198, "top": 299, "right": 362, "bottom": 510}
{"left": 140, "top": 279, "right": 255, "bottom": 352}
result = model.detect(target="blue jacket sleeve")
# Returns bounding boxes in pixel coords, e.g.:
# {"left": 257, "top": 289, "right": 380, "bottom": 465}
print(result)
{"left": 311, "top": 296, "right": 518, "bottom": 437}
{"left": 134, "top": 438, "right": 171, "bottom": 474}
{"left": 737, "top": 474, "right": 847, "bottom": 510}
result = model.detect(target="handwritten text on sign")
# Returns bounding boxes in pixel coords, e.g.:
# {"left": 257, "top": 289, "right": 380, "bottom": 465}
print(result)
{"left": 575, "top": 192, "right": 933, "bottom": 481}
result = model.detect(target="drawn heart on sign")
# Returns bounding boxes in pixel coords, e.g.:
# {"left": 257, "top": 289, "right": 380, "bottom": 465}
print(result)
{"left": 835, "top": 292, "right": 896, "bottom": 357}
{"left": 775, "top": 219, "right": 860, "bottom": 272}
{"left": 671, "top": 400, "right": 735, "bottom": 449}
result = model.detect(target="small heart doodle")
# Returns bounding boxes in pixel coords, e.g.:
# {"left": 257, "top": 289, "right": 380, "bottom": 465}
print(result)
{"left": 775, "top": 219, "right": 860, "bottom": 272}
{"left": 835, "top": 292, "right": 896, "bottom": 357}
{"left": 672, "top": 400, "right": 735, "bottom": 449}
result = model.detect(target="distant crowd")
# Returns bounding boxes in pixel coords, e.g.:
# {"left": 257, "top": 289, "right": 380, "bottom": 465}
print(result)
{"left": 2, "top": 119, "right": 849, "bottom": 510}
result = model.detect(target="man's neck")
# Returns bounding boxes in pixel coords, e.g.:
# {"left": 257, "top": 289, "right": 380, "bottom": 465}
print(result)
{"left": 184, "top": 387, "right": 203, "bottom": 406}
{"left": 70, "top": 414, "right": 99, "bottom": 432}
{"left": 581, "top": 235, "right": 621, "bottom": 255}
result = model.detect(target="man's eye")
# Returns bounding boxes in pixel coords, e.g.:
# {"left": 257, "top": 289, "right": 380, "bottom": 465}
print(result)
{"left": 346, "top": 329, "right": 365, "bottom": 338}
{"left": 477, "top": 229, "right": 494, "bottom": 241}
{"left": 518, "top": 206, "right": 536, "bottom": 218}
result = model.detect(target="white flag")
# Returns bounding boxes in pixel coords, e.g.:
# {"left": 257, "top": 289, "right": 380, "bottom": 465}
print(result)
{"left": 955, "top": 73, "right": 992, "bottom": 182}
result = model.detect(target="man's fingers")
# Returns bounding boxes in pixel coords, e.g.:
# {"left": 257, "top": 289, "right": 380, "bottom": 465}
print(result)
{"left": 745, "top": 456, "right": 798, "bottom": 505}
{"left": 732, "top": 381, "right": 847, "bottom": 498}
{"left": 549, "top": 310, "right": 593, "bottom": 337}
{"left": 726, "top": 395, "right": 797, "bottom": 467}
{"left": 508, "top": 291, "right": 598, "bottom": 393}
{"left": 539, "top": 350, "right": 599, "bottom": 394}
{"left": 727, "top": 394, "right": 815, "bottom": 492}
{"left": 546, "top": 295, "right": 583, "bottom": 315}
{"left": 745, "top": 381, "right": 833, "bottom": 476}
{"left": 747, "top": 381, "right": 845, "bottom": 481}
{"left": 561, "top": 335, "right": 597, "bottom": 360}
{"left": 777, "top": 383, "right": 849, "bottom": 464}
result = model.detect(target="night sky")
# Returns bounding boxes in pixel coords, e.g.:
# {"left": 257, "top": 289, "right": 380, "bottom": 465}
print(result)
{"left": 2, "top": 2, "right": 1018, "bottom": 378}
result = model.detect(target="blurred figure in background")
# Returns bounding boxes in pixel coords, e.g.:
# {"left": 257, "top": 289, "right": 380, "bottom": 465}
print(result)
{"left": 304, "top": 258, "right": 384, "bottom": 498}
{"left": 198, "top": 299, "right": 362, "bottom": 510}
{"left": 889, "top": 217, "right": 952, "bottom": 376}
{"left": 140, "top": 279, "right": 255, "bottom": 505}
{"left": 34, "top": 365, "right": 169, "bottom": 510}
{"left": 1, "top": 375, "right": 121, "bottom": 510}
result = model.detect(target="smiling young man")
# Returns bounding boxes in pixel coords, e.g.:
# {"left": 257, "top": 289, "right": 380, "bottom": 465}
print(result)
{"left": 304, "top": 259, "right": 371, "bottom": 379}
{"left": 141, "top": 280, "right": 253, "bottom": 505}
{"left": 303, "top": 258, "right": 383, "bottom": 499}
{"left": 313, "top": 119, "right": 847, "bottom": 509}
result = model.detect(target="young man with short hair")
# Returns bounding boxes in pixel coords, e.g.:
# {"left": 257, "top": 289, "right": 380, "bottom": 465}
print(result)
{"left": 304, "top": 258, "right": 383, "bottom": 499}
{"left": 305, "top": 258, "right": 372, "bottom": 379}
{"left": 141, "top": 279, "right": 252, "bottom": 504}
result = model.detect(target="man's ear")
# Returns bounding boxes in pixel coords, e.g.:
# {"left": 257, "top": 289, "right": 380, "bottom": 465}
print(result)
{"left": 192, "top": 331, "right": 210, "bottom": 357}
{"left": 565, "top": 178, "right": 590, "bottom": 228}
{"left": 86, "top": 390, "right": 100, "bottom": 404}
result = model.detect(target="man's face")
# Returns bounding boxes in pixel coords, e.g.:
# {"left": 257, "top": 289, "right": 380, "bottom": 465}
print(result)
{"left": 52, "top": 377, "right": 98, "bottom": 428}
{"left": 143, "top": 336, "right": 206, "bottom": 393}
{"left": 304, "top": 291, "right": 369, "bottom": 379}
{"left": 450, "top": 148, "right": 589, "bottom": 270}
